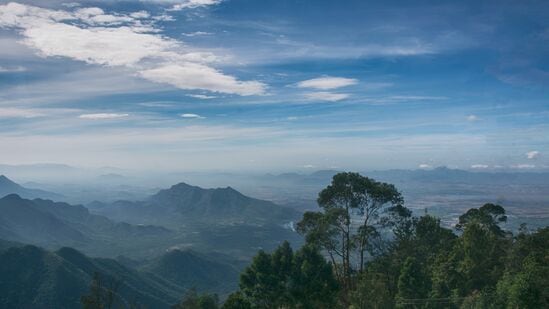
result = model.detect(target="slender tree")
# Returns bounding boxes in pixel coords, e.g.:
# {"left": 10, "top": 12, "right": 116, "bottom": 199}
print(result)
{"left": 297, "top": 172, "right": 404, "bottom": 293}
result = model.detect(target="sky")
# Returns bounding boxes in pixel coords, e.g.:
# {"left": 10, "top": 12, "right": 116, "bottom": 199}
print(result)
{"left": 0, "top": 0, "right": 547, "bottom": 172}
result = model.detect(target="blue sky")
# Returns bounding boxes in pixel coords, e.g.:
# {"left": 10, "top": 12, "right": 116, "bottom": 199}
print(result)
{"left": 0, "top": 0, "right": 547, "bottom": 172}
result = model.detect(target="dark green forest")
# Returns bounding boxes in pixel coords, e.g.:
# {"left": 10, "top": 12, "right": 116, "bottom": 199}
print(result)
{"left": 170, "top": 172, "right": 548, "bottom": 309}
{"left": 12, "top": 172, "right": 543, "bottom": 308}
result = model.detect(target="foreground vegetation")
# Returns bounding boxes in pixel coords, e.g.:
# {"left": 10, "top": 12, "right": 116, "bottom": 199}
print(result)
{"left": 170, "top": 172, "right": 548, "bottom": 308}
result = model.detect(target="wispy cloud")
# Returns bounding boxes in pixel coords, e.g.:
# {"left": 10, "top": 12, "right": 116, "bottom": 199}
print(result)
{"left": 181, "top": 113, "right": 205, "bottom": 119}
{"left": 79, "top": 113, "right": 129, "bottom": 119}
{"left": 167, "top": 0, "right": 223, "bottom": 11}
{"left": 297, "top": 76, "right": 358, "bottom": 90}
{"left": 0, "top": 65, "right": 26, "bottom": 73}
{"left": 303, "top": 92, "right": 349, "bottom": 102}
{"left": 467, "top": 114, "right": 479, "bottom": 122}
{"left": 511, "top": 164, "right": 535, "bottom": 169}
{"left": 0, "top": 67, "right": 162, "bottom": 106}
{"left": 138, "top": 102, "right": 175, "bottom": 108}
{"left": 182, "top": 31, "right": 213, "bottom": 37}
{"left": 0, "top": 107, "right": 44, "bottom": 118}
{"left": 0, "top": 2, "right": 265, "bottom": 96}
{"left": 526, "top": 150, "right": 540, "bottom": 159}
{"left": 140, "top": 63, "right": 266, "bottom": 95}
{"left": 188, "top": 94, "right": 217, "bottom": 99}
{"left": 361, "top": 95, "right": 447, "bottom": 105}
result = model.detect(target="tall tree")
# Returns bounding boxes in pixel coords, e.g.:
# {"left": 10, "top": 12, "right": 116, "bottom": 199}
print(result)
{"left": 456, "top": 203, "right": 508, "bottom": 237}
{"left": 297, "top": 172, "right": 403, "bottom": 292}
{"left": 236, "top": 242, "right": 339, "bottom": 308}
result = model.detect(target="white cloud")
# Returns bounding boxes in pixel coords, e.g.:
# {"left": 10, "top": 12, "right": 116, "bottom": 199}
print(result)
{"left": 467, "top": 114, "right": 479, "bottom": 122}
{"left": 303, "top": 164, "right": 315, "bottom": 168}
{"left": 181, "top": 113, "right": 204, "bottom": 119}
{"left": 79, "top": 113, "right": 129, "bottom": 119}
{"left": 0, "top": 65, "right": 26, "bottom": 72}
{"left": 418, "top": 163, "right": 432, "bottom": 169}
{"left": 471, "top": 164, "right": 489, "bottom": 169}
{"left": 526, "top": 150, "right": 540, "bottom": 159}
{"left": 297, "top": 76, "right": 358, "bottom": 90}
{"left": 0, "top": 2, "right": 265, "bottom": 96}
{"left": 303, "top": 91, "right": 349, "bottom": 102}
{"left": 139, "top": 63, "right": 266, "bottom": 95}
{"left": 23, "top": 23, "right": 175, "bottom": 66}
{"left": 168, "top": 0, "right": 223, "bottom": 11}
{"left": 286, "top": 116, "right": 298, "bottom": 121}
{"left": 129, "top": 11, "right": 151, "bottom": 19}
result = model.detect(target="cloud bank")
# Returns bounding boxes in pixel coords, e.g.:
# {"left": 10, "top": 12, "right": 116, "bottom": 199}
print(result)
{"left": 0, "top": 2, "right": 265, "bottom": 96}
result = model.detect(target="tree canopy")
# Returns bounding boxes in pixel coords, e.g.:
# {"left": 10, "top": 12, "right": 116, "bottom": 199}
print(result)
{"left": 170, "top": 172, "right": 548, "bottom": 309}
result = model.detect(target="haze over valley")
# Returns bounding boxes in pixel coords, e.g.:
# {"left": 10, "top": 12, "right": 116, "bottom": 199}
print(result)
{"left": 0, "top": 0, "right": 548, "bottom": 307}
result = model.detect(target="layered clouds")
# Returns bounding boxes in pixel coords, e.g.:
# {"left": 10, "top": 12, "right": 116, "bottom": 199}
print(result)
{"left": 0, "top": 1, "right": 547, "bottom": 171}
{"left": 0, "top": 2, "right": 265, "bottom": 95}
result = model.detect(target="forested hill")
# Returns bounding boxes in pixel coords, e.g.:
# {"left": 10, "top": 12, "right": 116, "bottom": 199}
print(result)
{"left": 0, "top": 243, "right": 243, "bottom": 309}
{"left": 0, "top": 245, "right": 181, "bottom": 308}
{"left": 179, "top": 172, "right": 549, "bottom": 309}
{"left": 88, "top": 182, "right": 301, "bottom": 227}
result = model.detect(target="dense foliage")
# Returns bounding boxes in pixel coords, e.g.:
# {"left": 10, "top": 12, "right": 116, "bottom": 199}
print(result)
{"left": 59, "top": 171, "right": 548, "bottom": 308}
{"left": 215, "top": 172, "right": 549, "bottom": 308}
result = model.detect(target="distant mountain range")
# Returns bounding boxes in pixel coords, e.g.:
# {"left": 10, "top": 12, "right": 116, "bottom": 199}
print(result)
{"left": 259, "top": 167, "right": 549, "bottom": 186}
{"left": 0, "top": 194, "right": 172, "bottom": 256}
{"left": 0, "top": 177, "right": 303, "bottom": 260}
{"left": 0, "top": 175, "right": 62, "bottom": 200}
{"left": 88, "top": 182, "right": 301, "bottom": 228}
{"left": 0, "top": 242, "right": 244, "bottom": 308}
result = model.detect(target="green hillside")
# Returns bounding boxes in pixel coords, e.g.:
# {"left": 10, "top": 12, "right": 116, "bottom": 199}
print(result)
{"left": 140, "top": 249, "right": 240, "bottom": 296}
{"left": 0, "top": 245, "right": 181, "bottom": 309}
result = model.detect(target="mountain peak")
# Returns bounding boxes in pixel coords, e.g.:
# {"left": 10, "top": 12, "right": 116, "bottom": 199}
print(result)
{"left": 170, "top": 182, "right": 196, "bottom": 190}
{"left": 0, "top": 193, "right": 23, "bottom": 201}
{"left": 0, "top": 175, "right": 60, "bottom": 200}
{"left": 0, "top": 175, "right": 18, "bottom": 185}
